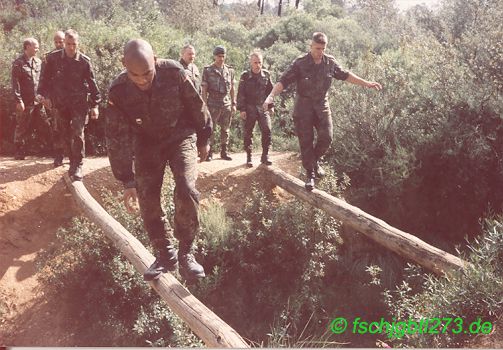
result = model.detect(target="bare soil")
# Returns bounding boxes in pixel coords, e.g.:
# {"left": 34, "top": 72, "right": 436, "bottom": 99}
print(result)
{"left": 0, "top": 152, "right": 300, "bottom": 346}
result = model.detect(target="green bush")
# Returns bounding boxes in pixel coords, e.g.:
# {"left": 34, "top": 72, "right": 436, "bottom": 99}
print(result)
{"left": 383, "top": 215, "right": 503, "bottom": 347}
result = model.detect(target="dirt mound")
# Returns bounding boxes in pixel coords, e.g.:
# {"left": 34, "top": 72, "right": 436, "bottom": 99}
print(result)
{"left": 0, "top": 152, "right": 300, "bottom": 346}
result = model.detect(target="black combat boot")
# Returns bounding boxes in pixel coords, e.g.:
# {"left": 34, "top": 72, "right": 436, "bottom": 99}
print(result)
{"left": 14, "top": 144, "right": 25, "bottom": 160}
{"left": 220, "top": 145, "right": 232, "bottom": 161}
{"left": 69, "top": 161, "right": 83, "bottom": 181}
{"left": 246, "top": 151, "right": 253, "bottom": 168}
{"left": 206, "top": 148, "right": 213, "bottom": 162}
{"left": 305, "top": 169, "right": 316, "bottom": 191}
{"left": 144, "top": 245, "right": 178, "bottom": 281}
{"left": 178, "top": 242, "right": 205, "bottom": 281}
{"left": 315, "top": 162, "right": 325, "bottom": 178}
{"left": 53, "top": 152, "right": 64, "bottom": 167}
{"left": 261, "top": 151, "right": 272, "bottom": 166}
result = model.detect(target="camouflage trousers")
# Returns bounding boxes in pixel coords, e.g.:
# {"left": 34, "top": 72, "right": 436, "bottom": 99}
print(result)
{"left": 243, "top": 106, "right": 271, "bottom": 153}
{"left": 135, "top": 134, "right": 200, "bottom": 255}
{"left": 293, "top": 96, "right": 333, "bottom": 171}
{"left": 52, "top": 104, "right": 88, "bottom": 165}
{"left": 208, "top": 105, "right": 232, "bottom": 149}
{"left": 14, "top": 103, "right": 52, "bottom": 149}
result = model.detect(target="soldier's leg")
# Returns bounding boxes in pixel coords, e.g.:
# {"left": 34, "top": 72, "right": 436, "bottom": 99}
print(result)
{"left": 168, "top": 135, "right": 205, "bottom": 279}
{"left": 135, "top": 144, "right": 177, "bottom": 280}
{"left": 313, "top": 102, "right": 333, "bottom": 160}
{"left": 13, "top": 107, "right": 33, "bottom": 159}
{"left": 243, "top": 109, "right": 257, "bottom": 166}
{"left": 220, "top": 106, "right": 232, "bottom": 160}
{"left": 258, "top": 110, "right": 272, "bottom": 164}
{"left": 293, "top": 100, "right": 316, "bottom": 172}
{"left": 207, "top": 106, "right": 223, "bottom": 160}
{"left": 52, "top": 107, "right": 69, "bottom": 166}
{"left": 313, "top": 103, "right": 333, "bottom": 178}
{"left": 243, "top": 109, "right": 257, "bottom": 153}
{"left": 67, "top": 106, "right": 87, "bottom": 180}
{"left": 32, "top": 105, "right": 53, "bottom": 153}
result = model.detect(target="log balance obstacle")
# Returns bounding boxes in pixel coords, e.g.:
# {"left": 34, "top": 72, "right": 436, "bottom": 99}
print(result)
{"left": 261, "top": 165, "right": 467, "bottom": 275}
{"left": 63, "top": 174, "right": 249, "bottom": 348}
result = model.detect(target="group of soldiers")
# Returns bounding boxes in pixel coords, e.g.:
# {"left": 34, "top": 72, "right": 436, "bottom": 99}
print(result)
{"left": 11, "top": 30, "right": 381, "bottom": 282}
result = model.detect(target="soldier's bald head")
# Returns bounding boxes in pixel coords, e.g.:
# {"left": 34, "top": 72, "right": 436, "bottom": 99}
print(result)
{"left": 124, "top": 39, "right": 155, "bottom": 66}
{"left": 123, "top": 39, "right": 156, "bottom": 91}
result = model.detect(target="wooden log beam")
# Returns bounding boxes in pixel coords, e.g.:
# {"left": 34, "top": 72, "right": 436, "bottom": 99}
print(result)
{"left": 262, "top": 166, "right": 467, "bottom": 275}
{"left": 63, "top": 174, "right": 248, "bottom": 348}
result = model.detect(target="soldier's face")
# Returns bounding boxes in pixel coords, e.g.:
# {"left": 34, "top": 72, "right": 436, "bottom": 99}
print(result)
{"left": 250, "top": 56, "right": 262, "bottom": 74}
{"left": 310, "top": 41, "right": 326, "bottom": 61}
{"left": 25, "top": 42, "right": 39, "bottom": 58}
{"left": 54, "top": 36, "right": 65, "bottom": 49}
{"left": 125, "top": 58, "right": 156, "bottom": 91}
{"left": 214, "top": 54, "right": 225, "bottom": 66}
{"left": 182, "top": 48, "right": 195, "bottom": 64}
{"left": 64, "top": 37, "right": 79, "bottom": 58}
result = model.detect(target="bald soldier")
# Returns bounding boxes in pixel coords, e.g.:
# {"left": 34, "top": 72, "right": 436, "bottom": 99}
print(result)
{"left": 264, "top": 32, "right": 382, "bottom": 191}
{"left": 11, "top": 38, "right": 51, "bottom": 159}
{"left": 106, "top": 39, "right": 212, "bottom": 281}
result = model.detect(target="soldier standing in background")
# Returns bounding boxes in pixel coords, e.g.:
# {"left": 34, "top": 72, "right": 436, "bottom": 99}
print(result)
{"left": 236, "top": 50, "right": 274, "bottom": 167}
{"left": 43, "top": 30, "right": 65, "bottom": 166}
{"left": 37, "top": 29, "right": 101, "bottom": 180}
{"left": 263, "top": 32, "right": 382, "bottom": 191}
{"left": 179, "top": 44, "right": 201, "bottom": 93}
{"left": 11, "top": 38, "right": 52, "bottom": 160}
{"left": 201, "top": 45, "right": 236, "bottom": 161}
{"left": 106, "top": 39, "right": 212, "bottom": 281}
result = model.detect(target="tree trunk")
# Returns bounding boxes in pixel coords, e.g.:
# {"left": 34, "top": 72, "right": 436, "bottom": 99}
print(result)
{"left": 64, "top": 174, "right": 248, "bottom": 348}
{"left": 295, "top": 0, "right": 300, "bottom": 9}
{"left": 261, "top": 166, "right": 468, "bottom": 275}
{"left": 278, "top": 0, "right": 283, "bottom": 16}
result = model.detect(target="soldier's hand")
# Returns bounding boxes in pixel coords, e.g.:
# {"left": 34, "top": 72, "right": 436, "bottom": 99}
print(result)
{"left": 123, "top": 188, "right": 139, "bottom": 213}
{"left": 231, "top": 105, "right": 237, "bottom": 113}
{"left": 269, "top": 107, "right": 274, "bottom": 116}
{"left": 16, "top": 101, "right": 25, "bottom": 113}
{"left": 43, "top": 98, "right": 52, "bottom": 109}
{"left": 367, "top": 81, "right": 382, "bottom": 91}
{"left": 90, "top": 106, "right": 99, "bottom": 120}
{"left": 263, "top": 94, "right": 274, "bottom": 111}
{"left": 198, "top": 144, "right": 210, "bottom": 162}
{"left": 240, "top": 111, "right": 247, "bottom": 120}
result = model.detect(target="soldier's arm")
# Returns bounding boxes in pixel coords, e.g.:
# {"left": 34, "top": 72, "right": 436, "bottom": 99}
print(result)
{"left": 180, "top": 71, "right": 212, "bottom": 148}
{"left": 85, "top": 61, "right": 102, "bottom": 107}
{"left": 236, "top": 72, "right": 247, "bottom": 111}
{"left": 37, "top": 55, "right": 53, "bottom": 98}
{"left": 11, "top": 61, "right": 23, "bottom": 104}
{"left": 200, "top": 67, "right": 209, "bottom": 104}
{"left": 345, "top": 71, "right": 382, "bottom": 90}
{"left": 230, "top": 69, "right": 236, "bottom": 109}
{"left": 105, "top": 92, "right": 135, "bottom": 189}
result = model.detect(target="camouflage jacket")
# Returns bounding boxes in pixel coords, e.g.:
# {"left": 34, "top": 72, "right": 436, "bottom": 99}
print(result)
{"left": 11, "top": 54, "right": 42, "bottom": 105}
{"left": 106, "top": 59, "right": 212, "bottom": 187}
{"left": 279, "top": 53, "right": 349, "bottom": 101}
{"left": 38, "top": 49, "right": 101, "bottom": 108}
{"left": 236, "top": 69, "right": 273, "bottom": 112}
{"left": 201, "top": 63, "right": 235, "bottom": 107}
{"left": 179, "top": 58, "right": 201, "bottom": 93}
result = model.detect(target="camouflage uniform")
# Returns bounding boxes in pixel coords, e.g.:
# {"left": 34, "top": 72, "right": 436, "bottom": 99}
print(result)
{"left": 236, "top": 69, "right": 273, "bottom": 155}
{"left": 11, "top": 54, "right": 51, "bottom": 152}
{"left": 279, "top": 53, "right": 349, "bottom": 172}
{"left": 106, "top": 59, "right": 212, "bottom": 256}
{"left": 201, "top": 63, "right": 235, "bottom": 151}
{"left": 38, "top": 49, "right": 101, "bottom": 168}
{"left": 179, "top": 58, "right": 201, "bottom": 94}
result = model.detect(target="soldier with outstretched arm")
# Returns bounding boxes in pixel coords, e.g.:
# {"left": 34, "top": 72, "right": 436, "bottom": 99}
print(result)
{"left": 106, "top": 39, "right": 212, "bottom": 281}
{"left": 263, "top": 32, "right": 382, "bottom": 191}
